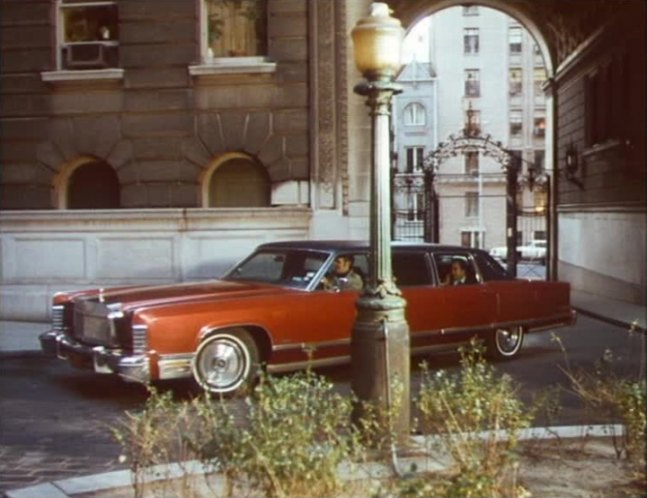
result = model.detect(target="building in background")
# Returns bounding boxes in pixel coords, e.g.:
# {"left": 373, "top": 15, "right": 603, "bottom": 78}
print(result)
{"left": 393, "top": 5, "right": 548, "bottom": 250}
{"left": 392, "top": 59, "right": 437, "bottom": 240}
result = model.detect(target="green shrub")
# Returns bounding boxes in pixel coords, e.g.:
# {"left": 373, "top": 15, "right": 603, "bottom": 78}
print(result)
{"left": 113, "top": 370, "right": 363, "bottom": 498}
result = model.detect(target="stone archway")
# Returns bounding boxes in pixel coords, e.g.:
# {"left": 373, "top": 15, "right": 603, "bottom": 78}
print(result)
{"left": 199, "top": 152, "right": 271, "bottom": 208}
{"left": 53, "top": 156, "right": 120, "bottom": 209}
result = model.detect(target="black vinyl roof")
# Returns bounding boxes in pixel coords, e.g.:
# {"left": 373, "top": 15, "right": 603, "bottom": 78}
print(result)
{"left": 258, "top": 240, "right": 484, "bottom": 254}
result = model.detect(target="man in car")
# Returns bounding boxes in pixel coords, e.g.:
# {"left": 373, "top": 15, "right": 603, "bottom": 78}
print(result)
{"left": 444, "top": 258, "right": 469, "bottom": 286}
{"left": 321, "top": 254, "right": 363, "bottom": 291}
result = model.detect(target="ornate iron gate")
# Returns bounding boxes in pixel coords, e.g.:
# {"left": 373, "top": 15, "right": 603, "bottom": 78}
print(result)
{"left": 391, "top": 106, "right": 550, "bottom": 279}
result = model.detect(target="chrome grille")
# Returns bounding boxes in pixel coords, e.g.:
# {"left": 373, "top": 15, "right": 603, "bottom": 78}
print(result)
{"left": 74, "top": 300, "right": 113, "bottom": 345}
{"left": 52, "top": 305, "right": 65, "bottom": 333}
{"left": 132, "top": 325, "right": 148, "bottom": 354}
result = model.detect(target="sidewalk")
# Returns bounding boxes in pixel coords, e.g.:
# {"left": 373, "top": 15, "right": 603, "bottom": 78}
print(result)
{"left": 571, "top": 289, "right": 646, "bottom": 333}
{"left": 0, "top": 321, "right": 48, "bottom": 356}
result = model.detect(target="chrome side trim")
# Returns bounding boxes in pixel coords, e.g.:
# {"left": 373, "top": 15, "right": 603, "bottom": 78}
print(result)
{"left": 197, "top": 323, "right": 270, "bottom": 342}
{"left": 411, "top": 341, "right": 472, "bottom": 356}
{"left": 272, "top": 337, "right": 350, "bottom": 353}
{"left": 268, "top": 340, "right": 470, "bottom": 373}
{"left": 267, "top": 355, "right": 350, "bottom": 374}
{"left": 158, "top": 353, "right": 194, "bottom": 380}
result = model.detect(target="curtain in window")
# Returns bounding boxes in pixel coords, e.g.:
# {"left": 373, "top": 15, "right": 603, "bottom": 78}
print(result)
{"left": 207, "top": 0, "right": 267, "bottom": 57}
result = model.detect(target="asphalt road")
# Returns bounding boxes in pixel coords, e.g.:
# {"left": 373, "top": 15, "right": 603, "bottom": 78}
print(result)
{"left": 0, "top": 315, "right": 644, "bottom": 493}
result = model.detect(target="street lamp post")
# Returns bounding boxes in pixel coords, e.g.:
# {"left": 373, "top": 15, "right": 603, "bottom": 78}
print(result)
{"left": 350, "top": 3, "right": 410, "bottom": 441}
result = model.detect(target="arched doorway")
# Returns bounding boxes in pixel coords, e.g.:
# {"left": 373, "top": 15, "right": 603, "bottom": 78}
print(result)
{"left": 53, "top": 156, "right": 120, "bottom": 209}
{"left": 67, "top": 160, "right": 120, "bottom": 209}
{"left": 203, "top": 153, "right": 270, "bottom": 208}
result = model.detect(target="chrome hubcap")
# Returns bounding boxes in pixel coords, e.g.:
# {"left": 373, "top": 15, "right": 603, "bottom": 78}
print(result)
{"left": 196, "top": 336, "right": 249, "bottom": 392}
{"left": 496, "top": 327, "right": 521, "bottom": 354}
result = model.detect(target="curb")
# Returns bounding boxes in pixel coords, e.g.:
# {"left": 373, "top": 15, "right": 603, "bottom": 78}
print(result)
{"left": 574, "top": 306, "right": 646, "bottom": 334}
{"left": 3, "top": 424, "right": 625, "bottom": 498}
{"left": 0, "top": 350, "right": 45, "bottom": 360}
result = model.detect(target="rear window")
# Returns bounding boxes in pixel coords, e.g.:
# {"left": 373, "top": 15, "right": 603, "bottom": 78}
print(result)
{"left": 474, "top": 252, "right": 513, "bottom": 281}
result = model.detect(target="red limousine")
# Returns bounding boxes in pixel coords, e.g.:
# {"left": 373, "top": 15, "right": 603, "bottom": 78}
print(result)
{"left": 40, "top": 241, "right": 576, "bottom": 395}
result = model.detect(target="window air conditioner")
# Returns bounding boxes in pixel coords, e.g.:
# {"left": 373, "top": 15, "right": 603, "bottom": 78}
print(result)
{"left": 64, "top": 43, "right": 109, "bottom": 69}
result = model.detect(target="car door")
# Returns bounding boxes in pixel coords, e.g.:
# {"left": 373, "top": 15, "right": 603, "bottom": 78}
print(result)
{"left": 472, "top": 251, "right": 537, "bottom": 323}
{"left": 393, "top": 249, "right": 438, "bottom": 337}
{"left": 429, "top": 251, "right": 497, "bottom": 337}
{"left": 271, "top": 252, "right": 368, "bottom": 366}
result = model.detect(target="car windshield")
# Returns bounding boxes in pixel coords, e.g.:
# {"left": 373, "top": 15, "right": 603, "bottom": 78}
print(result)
{"left": 224, "top": 249, "right": 330, "bottom": 289}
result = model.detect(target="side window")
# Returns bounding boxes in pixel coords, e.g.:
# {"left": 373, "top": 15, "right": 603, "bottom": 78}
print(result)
{"left": 393, "top": 252, "right": 431, "bottom": 287}
{"left": 319, "top": 252, "right": 368, "bottom": 292}
{"left": 433, "top": 253, "right": 479, "bottom": 286}
{"left": 474, "top": 252, "right": 513, "bottom": 282}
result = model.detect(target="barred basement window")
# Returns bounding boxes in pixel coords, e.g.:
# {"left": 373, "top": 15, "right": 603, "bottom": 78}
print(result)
{"left": 59, "top": 0, "right": 119, "bottom": 70}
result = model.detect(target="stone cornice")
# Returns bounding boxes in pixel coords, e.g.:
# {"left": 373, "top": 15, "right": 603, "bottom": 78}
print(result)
{"left": 0, "top": 208, "right": 312, "bottom": 232}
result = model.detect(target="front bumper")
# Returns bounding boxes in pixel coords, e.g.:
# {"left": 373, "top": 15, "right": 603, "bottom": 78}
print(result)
{"left": 39, "top": 330, "right": 150, "bottom": 384}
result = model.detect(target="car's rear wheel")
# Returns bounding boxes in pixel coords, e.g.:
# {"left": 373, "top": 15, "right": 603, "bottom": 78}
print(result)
{"left": 486, "top": 325, "right": 524, "bottom": 360}
{"left": 192, "top": 328, "right": 259, "bottom": 395}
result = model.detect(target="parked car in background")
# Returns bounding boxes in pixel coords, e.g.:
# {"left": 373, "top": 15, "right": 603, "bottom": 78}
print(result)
{"left": 490, "top": 239, "right": 547, "bottom": 263}
{"left": 40, "top": 241, "right": 574, "bottom": 395}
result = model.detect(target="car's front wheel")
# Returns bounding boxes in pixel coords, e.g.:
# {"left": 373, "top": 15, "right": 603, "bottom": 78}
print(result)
{"left": 192, "top": 328, "right": 260, "bottom": 395}
{"left": 486, "top": 325, "right": 524, "bottom": 360}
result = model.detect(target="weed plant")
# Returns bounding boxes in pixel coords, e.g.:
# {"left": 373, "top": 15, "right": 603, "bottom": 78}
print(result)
{"left": 412, "top": 341, "right": 532, "bottom": 498}
{"left": 113, "top": 369, "right": 363, "bottom": 498}
{"left": 553, "top": 330, "right": 646, "bottom": 470}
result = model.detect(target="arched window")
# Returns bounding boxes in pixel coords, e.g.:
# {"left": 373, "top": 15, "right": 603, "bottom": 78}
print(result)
{"left": 208, "top": 155, "right": 270, "bottom": 207}
{"left": 67, "top": 159, "right": 120, "bottom": 209}
{"left": 403, "top": 102, "right": 426, "bottom": 126}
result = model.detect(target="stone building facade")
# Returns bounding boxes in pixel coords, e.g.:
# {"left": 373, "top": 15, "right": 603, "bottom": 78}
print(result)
{"left": 0, "top": 0, "right": 645, "bottom": 320}
{"left": 0, "top": 0, "right": 372, "bottom": 320}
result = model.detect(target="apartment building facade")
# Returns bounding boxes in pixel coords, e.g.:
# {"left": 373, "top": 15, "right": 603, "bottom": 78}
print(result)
{"left": 393, "top": 5, "right": 548, "bottom": 250}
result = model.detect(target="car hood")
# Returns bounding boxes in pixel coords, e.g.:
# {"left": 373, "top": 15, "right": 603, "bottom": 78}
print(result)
{"left": 70, "top": 280, "right": 290, "bottom": 312}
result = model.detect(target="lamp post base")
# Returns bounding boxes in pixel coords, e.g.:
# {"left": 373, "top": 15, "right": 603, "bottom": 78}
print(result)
{"left": 351, "top": 293, "right": 410, "bottom": 444}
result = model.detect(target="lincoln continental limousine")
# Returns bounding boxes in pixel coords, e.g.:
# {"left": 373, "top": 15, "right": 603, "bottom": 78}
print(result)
{"left": 40, "top": 241, "right": 576, "bottom": 394}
